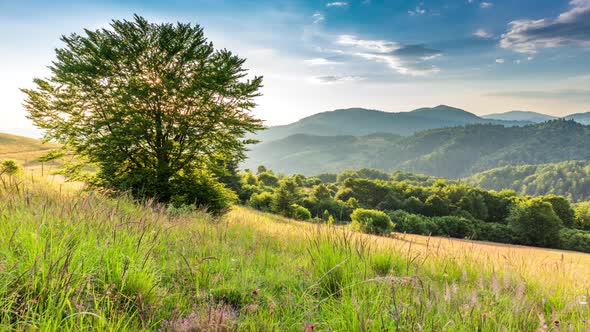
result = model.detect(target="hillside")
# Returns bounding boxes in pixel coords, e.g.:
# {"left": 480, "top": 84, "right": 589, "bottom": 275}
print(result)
{"left": 256, "top": 105, "right": 528, "bottom": 142}
{"left": 0, "top": 132, "right": 57, "bottom": 166}
{"left": 566, "top": 112, "right": 590, "bottom": 125}
{"left": 246, "top": 119, "right": 590, "bottom": 177}
{"left": 482, "top": 110, "right": 557, "bottom": 123}
{"left": 465, "top": 160, "right": 590, "bottom": 202}
{"left": 1, "top": 172, "right": 589, "bottom": 330}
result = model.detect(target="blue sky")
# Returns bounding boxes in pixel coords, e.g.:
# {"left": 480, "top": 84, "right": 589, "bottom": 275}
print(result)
{"left": 1, "top": 0, "right": 589, "bottom": 136}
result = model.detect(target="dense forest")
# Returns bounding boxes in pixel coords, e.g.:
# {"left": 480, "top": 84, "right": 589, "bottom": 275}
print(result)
{"left": 465, "top": 160, "right": 590, "bottom": 202}
{"left": 246, "top": 119, "right": 590, "bottom": 178}
{"left": 235, "top": 167, "right": 590, "bottom": 253}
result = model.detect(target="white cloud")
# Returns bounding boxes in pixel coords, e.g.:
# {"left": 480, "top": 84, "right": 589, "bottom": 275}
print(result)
{"left": 500, "top": 0, "right": 590, "bottom": 53}
{"left": 480, "top": 2, "right": 493, "bottom": 8}
{"left": 495, "top": 58, "right": 505, "bottom": 63}
{"left": 312, "top": 12, "right": 325, "bottom": 24}
{"left": 326, "top": 2, "right": 348, "bottom": 7}
{"left": 408, "top": 6, "right": 427, "bottom": 16}
{"left": 473, "top": 29, "right": 493, "bottom": 39}
{"left": 304, "top": 58, "right": 341, "bottom": 66}
{"left": 337, "top": 35, "right": 398, "bottom": 53}
{"left": 310, "top": 75, "right": 363, "bottom": 84}
{"left": 336, "top": 35, "right": 442, "bottom": 76}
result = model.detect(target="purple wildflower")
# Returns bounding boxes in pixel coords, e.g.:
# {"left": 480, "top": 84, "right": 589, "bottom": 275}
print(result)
{"left": 554, "top": 320, "right": 560, "bottom": 327}
{"left": 252, "top": 289, "right": 259, "bottom": 295}
{"left": 309, "top": 324, "right": 316, "bottom": 330}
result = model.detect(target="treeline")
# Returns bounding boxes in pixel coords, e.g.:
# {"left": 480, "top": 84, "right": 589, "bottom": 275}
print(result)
{"left": 235, "top": 167, "right": 590, "bottom": 253}
{"left": 465, "top": 160, "right": 590, "bottom": 202}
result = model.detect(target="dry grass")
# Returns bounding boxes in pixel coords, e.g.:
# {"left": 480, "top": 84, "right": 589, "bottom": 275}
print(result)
{"left": 226, "top": 207, "right": 590, "bottom": 293}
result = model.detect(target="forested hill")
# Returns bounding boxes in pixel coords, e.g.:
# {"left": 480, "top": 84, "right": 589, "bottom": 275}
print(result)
{"left": 465, "top": 161, "right": 590, "bottom": 202}
{"left": 255, "top": 105, "right": 529, "bottom": 142}
{"left": 245, "top": 119, "right": 590, "bottom": 178}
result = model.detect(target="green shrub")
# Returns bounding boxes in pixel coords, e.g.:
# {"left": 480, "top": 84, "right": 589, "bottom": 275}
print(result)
{"left": 291, "top": 204, "right": 312, "bottom": 221}
{"left": 169, "top": 171, "right": 237, "bottom": 216}
{"left": 248, "top": 192, "right": 275, "bottom": 212}
{"left": 473, "top": 222, "right": 515, "bottom": 244}
{"left": 433, "top": 216, "right": 476, "bottom": 239}
{"left": 573, "top": 202, "right": 590, "bottom": 230}
{"left": 559, "top": 228, "right": 590, "bottom": 253}
{"left": 0, "top": 159, "right": 20, "bottom": 175}
{"left": 389, "top": 210, "right": 439, "bottom": 236}
{"left": 508, "top": 198, "right": 562, "bottom": 247}
{"left": 351, "top": 208, "right": 394, "bottom": 235}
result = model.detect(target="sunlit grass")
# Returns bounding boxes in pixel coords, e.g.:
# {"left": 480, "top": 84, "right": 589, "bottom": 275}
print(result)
{"left": 1, "top": 174, "right": 589, "bottom": 330}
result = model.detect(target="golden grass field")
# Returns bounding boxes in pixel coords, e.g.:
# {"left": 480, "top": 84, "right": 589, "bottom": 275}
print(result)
{"left": 226, "top": 207, "right": 590, "bottom": 293}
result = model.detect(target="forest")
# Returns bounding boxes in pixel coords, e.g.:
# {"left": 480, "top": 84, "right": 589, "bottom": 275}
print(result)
{"left": 237, "top": 166, "right": 590, "bottom": 253}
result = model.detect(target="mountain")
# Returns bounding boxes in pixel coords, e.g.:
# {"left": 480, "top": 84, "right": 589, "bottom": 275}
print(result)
{"left": 256, "top": 105, "right": 528, "bottom": 142}
{"left": 0, "top": 132, "right": 57, "bottom": 165}
{"left": 482, "top": 110, "right": 557, "bottom": 123}
{"left": 464, "top": 160, "right": 590, "bottom": 202}
{"left": 565, "top": 112, "right": 590, "bottom": 125}
{"left": 245, "top": 119, "right": 590, "bottom": 177}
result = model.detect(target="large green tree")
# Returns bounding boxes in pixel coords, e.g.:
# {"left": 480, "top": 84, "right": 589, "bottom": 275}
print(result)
{"left": 23, "top": 15, "right": 263, "bottom": 210}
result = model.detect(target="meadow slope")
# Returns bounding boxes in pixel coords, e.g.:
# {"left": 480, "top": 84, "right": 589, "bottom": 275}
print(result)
{"left": 0, "top": 174, "right": 589, "bottom": 331}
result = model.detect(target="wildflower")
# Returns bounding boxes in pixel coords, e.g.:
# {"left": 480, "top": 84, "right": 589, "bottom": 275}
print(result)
{"left": 554, "top": 320, "right": 560, "bottom": 327}
{"left": 310, "top": 324, "right": 316, "bottom": 329}
{"left": 252, "top": 289, "right": 259, "bottom": 295}
{"left": 583, "top": 319, "right": 587, "bottom": 324}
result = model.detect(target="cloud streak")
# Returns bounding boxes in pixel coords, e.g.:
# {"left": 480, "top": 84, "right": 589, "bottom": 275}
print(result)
{"left": 326, "top": 2, "right": 348, "bottom": 7}
{"left": 500, "top": 0, "right": 590, "bottom": 53}
{"left": 336, "top": 35, "right": 442, "bottom": 76}
{"left": 486, "top": 89, "right": 590, "bottom": 102}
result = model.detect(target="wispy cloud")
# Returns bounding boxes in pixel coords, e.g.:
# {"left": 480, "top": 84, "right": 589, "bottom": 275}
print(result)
{"left": 326, "top": 2, "right": 348, "bottom": 7}
{"left": 336, "top": 35, "right": 442, "bottom": 76}
{"left": 480, "top": 2, "right": 493, "bottom": 8}
{"left": 473, "top": 29, "right": 493, "bottom": 39}
{"left": 408, "top": 6, "right": 427, "bottom": 16}
{"left": 495, "top": 58, "right": 505, "bottom": 63}
{"left": 312, "top": 12, "right": 325, "bottom": 24}
{"left": 311, "top": 75, "right": 363, "bottom": 84}
{"left": 500, "top": 0, "right": 590, "bottom": 53}
{"left": 304, "top": 58, "right": 341, "bottom": 66}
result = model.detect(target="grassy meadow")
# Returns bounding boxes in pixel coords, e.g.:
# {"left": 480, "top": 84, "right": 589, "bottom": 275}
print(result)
{"left": 1, "top": 171, "right": 589, "bottom": 331}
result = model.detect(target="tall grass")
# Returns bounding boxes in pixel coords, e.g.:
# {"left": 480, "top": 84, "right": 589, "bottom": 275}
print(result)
{"left": 0, "top": 173, "right": 589, "bottom": 330}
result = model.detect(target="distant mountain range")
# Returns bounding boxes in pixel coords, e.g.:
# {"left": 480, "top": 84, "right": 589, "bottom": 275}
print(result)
{"left": 246, "top": 119, "right": 590, "bottom": 178}
{"left": 481, "top": 110, "right": 557, "bottom": 123}
{"left": 255, "top": 105, "right": 530, "bottom": 142}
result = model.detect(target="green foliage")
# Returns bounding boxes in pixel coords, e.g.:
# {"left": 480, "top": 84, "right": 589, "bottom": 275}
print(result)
{"left": 351, "top": 208, "right": 394, "bottom": 235}
{"left": 291, "top": 204, "right": 311, "bottom": 221}
{"left": 466, "top": 160, "right": 590, "bottom": 202}
{"left": 0, "top": 159, "right": 20, "bottom": 175}
{"left": 169, "top": 170, "right": 237, "bottom": 215}
{"left": 257, "top": 171, "right": 279, "bottom": 187}
{"left": 23, "top": 15, "right": 263, "bottom": 211}
{"left": 558, "top": 228, "right": 590, "bottom": 253}
{"left": 508, "top": 198, "right": 562, "bottom": 247}
{"left": 541, "top": 195, "right": 575, "bottom": 227}
{"left": 248, "top": 192, "right": 274, "bottom": 212}
{"left": 271, "top": 179, "right": 300, "bottom": 217}
{"left": 573, "top": 202, "right": 590, "bottom": 230}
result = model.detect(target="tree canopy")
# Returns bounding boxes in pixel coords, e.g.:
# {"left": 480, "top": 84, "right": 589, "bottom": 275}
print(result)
{"left": 23, "top": 15, "right": 263, "bottom": 212}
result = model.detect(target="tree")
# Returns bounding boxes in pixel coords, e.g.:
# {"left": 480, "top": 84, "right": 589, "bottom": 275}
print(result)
{"left": 272, "top": 179, "right": 300, "bottom": 217}
{"left": 541, "top": 195, "right": 575, "bottom": 228}
{"left": 508, "top": 198, "right": 562, "bottom": 247}
{"left": 22, "top": 16, "right": 263, "bottom": 212}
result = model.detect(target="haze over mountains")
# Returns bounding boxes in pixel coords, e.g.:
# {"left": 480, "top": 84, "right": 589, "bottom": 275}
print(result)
{"left": 256, "top": 105, "right": 530, "bottom": 142}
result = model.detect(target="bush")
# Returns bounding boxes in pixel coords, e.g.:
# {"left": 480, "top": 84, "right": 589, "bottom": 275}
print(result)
{"left": 473, "top": 222, "right": 515, "bottom": 244}
{"left": 291, "top": 204, "right": 311, "bottom": 221}
{"left": 433, "top": 216, "right": 476, "bottom": 239}
{"left": 169, "top": 171, "right": 236, "bottom": 216}
{"left": 388, "top": 210, "right": 440, "bottom": 236}
{"left": 0, "top": 159, "right": 20, "bottom": 175}
{"left": 559, "top": 228, "right": 590, "bottom": 253}
{"left": 351, "top": 208, "right": 394, "bottom": 235}
{"left": 248, "top": 192, "right": 274, "bottom": 212}
{"left": 573, "top": 202, "right": 590, "bottom": 230}
{"left": 508, "top": 198, "right": 562, "bottom": 247}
